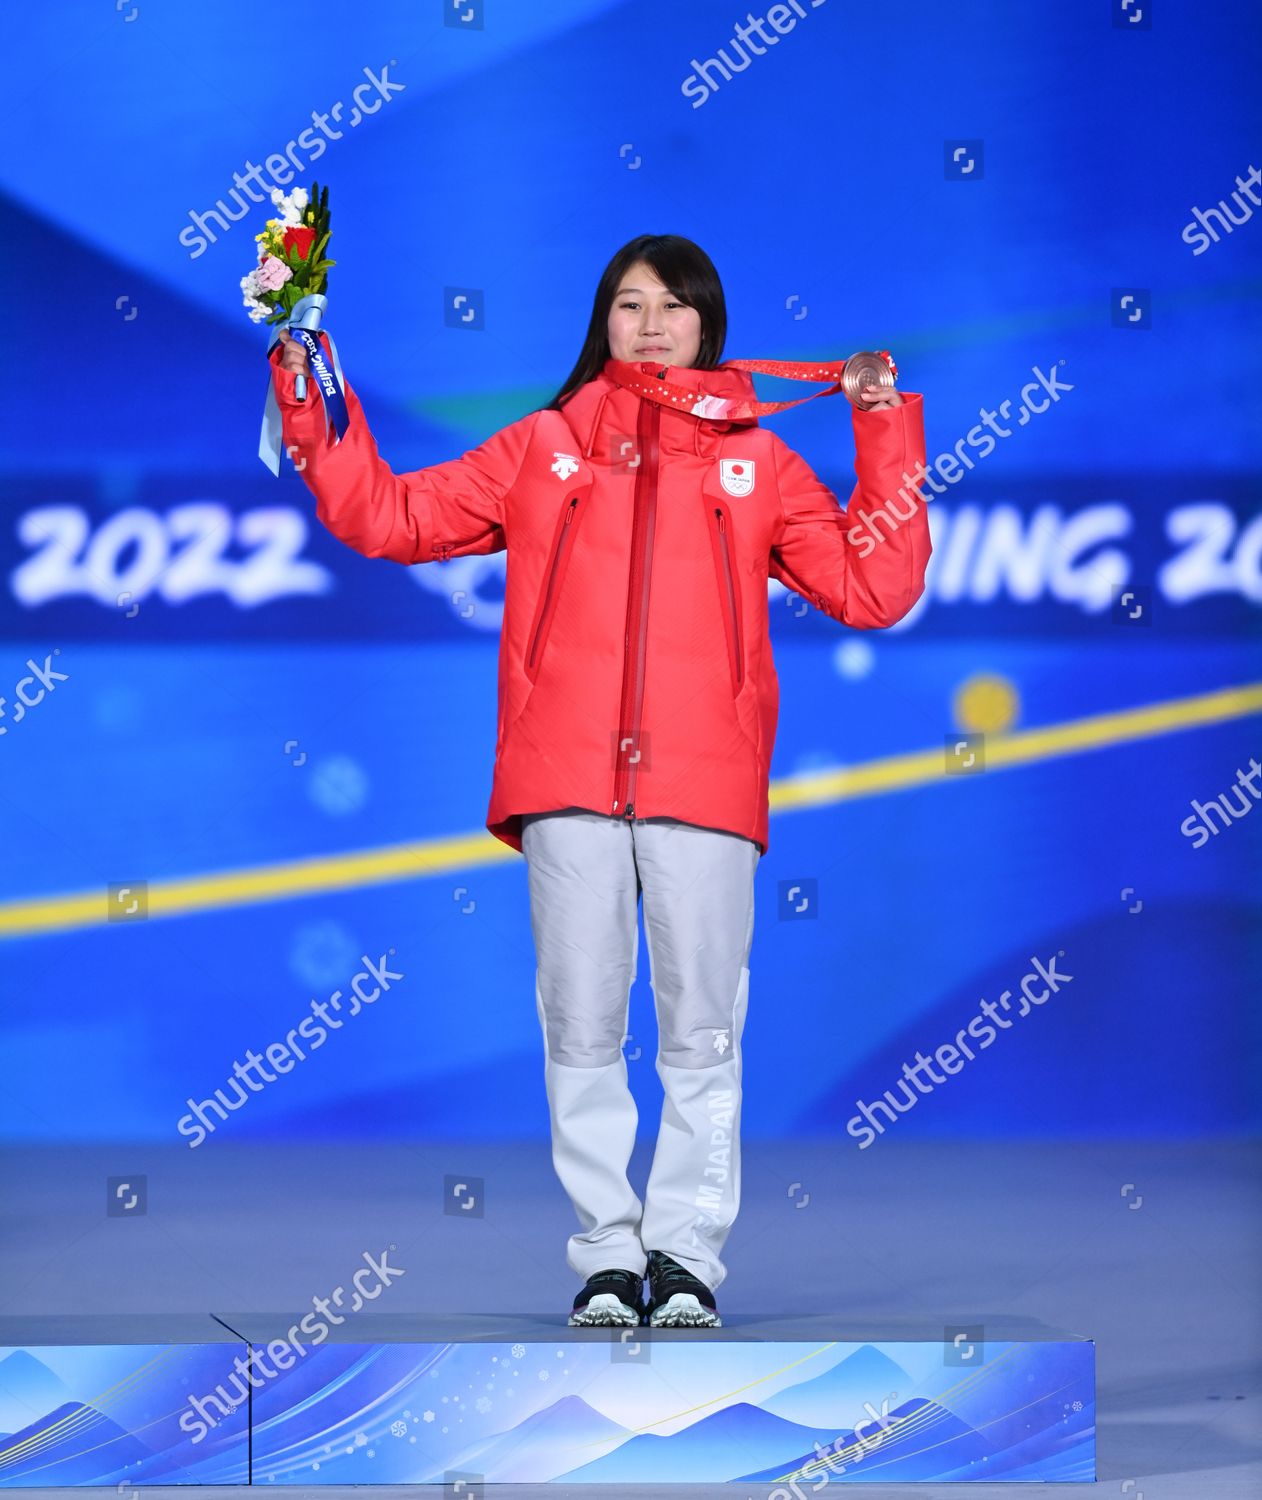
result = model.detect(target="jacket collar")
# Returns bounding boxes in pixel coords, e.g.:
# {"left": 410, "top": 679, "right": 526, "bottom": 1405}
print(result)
{"left": 560, "top": 358, "right": 760, "bottom": 460}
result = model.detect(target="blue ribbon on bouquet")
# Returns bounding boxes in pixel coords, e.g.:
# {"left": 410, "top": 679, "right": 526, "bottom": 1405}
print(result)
{"left": 258, "top": 293, "right": 350, "bottom": 475}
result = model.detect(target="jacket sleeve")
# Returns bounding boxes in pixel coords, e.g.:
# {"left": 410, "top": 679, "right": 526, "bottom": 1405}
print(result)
{"left": 768, "top": 391, "right": 931, "bottom": 629}
{"left": 269, "top": 333, "right": 531, "bottom": 565}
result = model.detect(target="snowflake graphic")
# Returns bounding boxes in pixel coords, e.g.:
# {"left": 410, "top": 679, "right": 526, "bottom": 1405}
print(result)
{"left": 390, "top": 1421, "right": 407, "bottom": 1438}
{"left": 475, "top": 1396, "right": 492, "bottom": 1414}
{"left": 537, "top": 1369, "right": 550, "bottom": 1381}
{"left": 511, "top": 1344, "right": 526, "bottom": 1359}
{"left": 423, "top": 1411, "right": 435, "bottom": 1423}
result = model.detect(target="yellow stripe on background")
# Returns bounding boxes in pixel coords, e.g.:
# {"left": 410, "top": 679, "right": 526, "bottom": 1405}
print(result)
{"left": 770, "top": 679, "right": 1262, "bottom": 810}
{"left": 2, "top": 681, "right": 1259, "bottom": 941}
{"left": 0, "top": 831, "right": 516, "bottom": 939}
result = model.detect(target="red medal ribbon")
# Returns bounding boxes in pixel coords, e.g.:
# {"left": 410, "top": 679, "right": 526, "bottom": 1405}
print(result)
{"left": 604, "top": 352, "right": 897, "bottom": 422}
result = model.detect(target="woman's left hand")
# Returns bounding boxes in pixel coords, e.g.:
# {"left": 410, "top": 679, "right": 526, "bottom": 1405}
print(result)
{"left": 861, "top": 383, "right": 904, "bottom": 409}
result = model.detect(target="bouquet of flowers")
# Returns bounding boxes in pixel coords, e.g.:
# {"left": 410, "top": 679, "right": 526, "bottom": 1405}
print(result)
{"left": 240, "top": 181, "right": 334, "bottom": 325}
{"left": 252, "top": 181, "right": 350, "bottom": 473}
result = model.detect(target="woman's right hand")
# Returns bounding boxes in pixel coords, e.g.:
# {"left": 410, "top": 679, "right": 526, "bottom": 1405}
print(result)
{"left": 276, "top": 327, "right": 311, "bottom": 376}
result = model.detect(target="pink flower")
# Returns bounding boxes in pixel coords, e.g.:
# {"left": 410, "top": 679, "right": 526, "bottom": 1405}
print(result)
{"left": 255, "top": 255, "right": 293, "bottom": 293}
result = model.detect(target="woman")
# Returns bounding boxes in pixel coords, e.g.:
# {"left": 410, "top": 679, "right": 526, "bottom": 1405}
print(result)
{"left": 272, "top": 233, "right": 930, "bottom": 1329}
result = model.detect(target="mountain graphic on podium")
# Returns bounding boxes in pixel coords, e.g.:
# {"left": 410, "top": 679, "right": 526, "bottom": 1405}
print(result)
{"left": 761, "top": 1342, "right": 915, "bottom": 1429}
{"left": 556, "top": 1400, "right": 861, "bottom": 1484}
{"left": 738, "top": 1396, "right": 988, "bottom": 1482}
{"left": 0, "top": 1399, "right": 154, "bottom": 1484}
{"left": 0, "top": 1349, "right": 72, "bottom": 1435}
{"left": 436, "top": 1393, "right": 630, "bottom": 1484}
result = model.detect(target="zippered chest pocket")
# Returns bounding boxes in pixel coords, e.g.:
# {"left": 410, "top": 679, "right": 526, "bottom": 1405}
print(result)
{"left": 707, "top": 500, "right": 745, "bottom": 692}
{"left": 525, "top": 494, "right": 586, "bottom": 682}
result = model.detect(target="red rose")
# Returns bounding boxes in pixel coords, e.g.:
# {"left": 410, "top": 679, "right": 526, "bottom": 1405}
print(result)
{"left": 282, "top": 225, "right": 316, "bottom": 259}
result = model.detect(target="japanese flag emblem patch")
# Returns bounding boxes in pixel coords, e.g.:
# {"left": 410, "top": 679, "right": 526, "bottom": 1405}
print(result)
{"left": 720, "top": 458, "right": 755, "bottom": 497}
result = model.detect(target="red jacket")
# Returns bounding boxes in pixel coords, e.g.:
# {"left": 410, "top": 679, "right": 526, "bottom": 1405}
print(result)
{"left": 269, "top": 342, "right": 930, "bottom": 856}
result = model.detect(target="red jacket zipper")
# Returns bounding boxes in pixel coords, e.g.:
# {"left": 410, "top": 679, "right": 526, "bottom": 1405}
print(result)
{"left": 715, "top": 508, "right": 744, "bottom": 687}
{"left": 526, "top": 496, "right": 579, "bottom": 674}
{"left": 612, "top": 392, "right": 662, "bottom": 821}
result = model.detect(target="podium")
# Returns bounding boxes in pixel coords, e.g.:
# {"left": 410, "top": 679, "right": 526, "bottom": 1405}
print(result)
{"left": 0, "top": 1312, "right": 1094, "bottom": 1485}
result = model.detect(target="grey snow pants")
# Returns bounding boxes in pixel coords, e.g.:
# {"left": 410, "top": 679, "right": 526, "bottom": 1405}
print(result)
{"left": 521, "top": 806, "right": 759, "bottom": 1293}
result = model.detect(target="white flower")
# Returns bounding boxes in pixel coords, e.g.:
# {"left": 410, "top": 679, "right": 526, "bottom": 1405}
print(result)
{"left": 240, "top": 268, "right": 274, "bottom": 321}
{"left": 267, "top": 186, "right": 306, "bottom": 225}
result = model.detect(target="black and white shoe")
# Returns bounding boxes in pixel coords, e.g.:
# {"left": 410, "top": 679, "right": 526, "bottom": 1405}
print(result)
{"left": 568, "top": 1268, "right": 646, "bottom": 1327}
{"left": 644, "top": 1250, "right": 722, "bottom": 1327}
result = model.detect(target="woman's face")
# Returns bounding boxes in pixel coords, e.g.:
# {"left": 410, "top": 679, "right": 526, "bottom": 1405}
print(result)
{"left": 606, "top": 261, "right": 703, "bottom": 369}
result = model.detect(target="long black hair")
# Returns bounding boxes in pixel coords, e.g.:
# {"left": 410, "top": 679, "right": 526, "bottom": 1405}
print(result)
{"left": 540, "top": 234, "right": 728, "bottom": 412}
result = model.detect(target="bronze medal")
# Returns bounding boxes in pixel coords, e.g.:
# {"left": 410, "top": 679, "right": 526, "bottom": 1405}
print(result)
{"left": 841, "top": 350, "right": 898, "bottom": 409}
